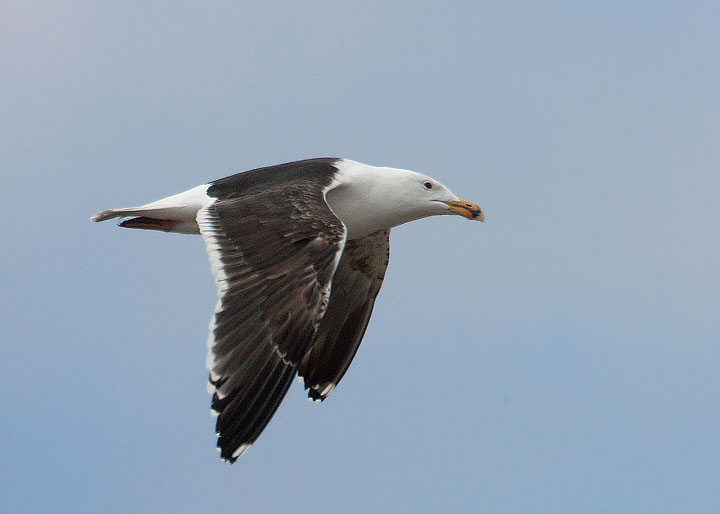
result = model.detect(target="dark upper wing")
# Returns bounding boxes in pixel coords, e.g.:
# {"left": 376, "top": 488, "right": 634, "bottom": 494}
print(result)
{"left": 298, "top": 229, "right": 390, "bottom": 401}
{"left": 197, "top": 182, "right": 346, "bottom": 462}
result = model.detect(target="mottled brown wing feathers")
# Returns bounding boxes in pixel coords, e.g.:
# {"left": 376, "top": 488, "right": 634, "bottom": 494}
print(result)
{"left": 298, "top": 229, "right": 390, "bottom": 401}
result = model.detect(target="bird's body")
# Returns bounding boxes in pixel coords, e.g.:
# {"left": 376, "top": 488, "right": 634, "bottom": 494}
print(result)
{"left": 92, "top": 158, "right": 483, "bottom": 462}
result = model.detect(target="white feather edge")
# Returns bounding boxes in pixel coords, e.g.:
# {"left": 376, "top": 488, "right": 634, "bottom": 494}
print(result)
{"left": 196, "top": 198, "right": 228, "bottom": 390}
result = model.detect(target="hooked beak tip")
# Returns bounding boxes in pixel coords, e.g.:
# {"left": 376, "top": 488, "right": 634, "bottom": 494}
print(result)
{"left": 443, "top": 199, "right": 485, "bottom": 222}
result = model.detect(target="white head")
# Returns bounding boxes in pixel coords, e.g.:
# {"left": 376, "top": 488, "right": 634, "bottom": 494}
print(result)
{"left": 326, "top": 159, "right": 484, "bottom": 239}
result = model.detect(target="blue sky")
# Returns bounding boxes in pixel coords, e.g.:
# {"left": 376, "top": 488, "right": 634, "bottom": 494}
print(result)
{"left": 2, "top": 1, "right": 719, "bottom": 512}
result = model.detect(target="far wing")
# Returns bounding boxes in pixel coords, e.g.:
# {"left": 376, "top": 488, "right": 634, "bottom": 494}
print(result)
{"left": 298, "top": 229, "right": 390, "bottom": 401}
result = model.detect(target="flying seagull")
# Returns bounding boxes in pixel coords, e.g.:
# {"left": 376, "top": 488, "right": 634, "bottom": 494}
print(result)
{"left": 92, "top": 158, "right": 484, "bottom": 462}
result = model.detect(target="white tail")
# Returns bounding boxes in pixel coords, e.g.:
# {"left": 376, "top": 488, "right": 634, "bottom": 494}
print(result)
{"left": 91, "top": 184, "right": 212, "bottom": 234}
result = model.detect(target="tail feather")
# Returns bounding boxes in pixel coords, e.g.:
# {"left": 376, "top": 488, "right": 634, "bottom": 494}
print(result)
{"left": 91, "top": 208, "right": 141, "bottom": 222}
{"left": 91, "top": 183, "right": 211, "bottom": 232}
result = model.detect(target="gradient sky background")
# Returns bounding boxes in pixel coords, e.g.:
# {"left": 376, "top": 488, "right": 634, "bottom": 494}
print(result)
{"left": 2, "top": 1, "right": 719, "bottom": 513}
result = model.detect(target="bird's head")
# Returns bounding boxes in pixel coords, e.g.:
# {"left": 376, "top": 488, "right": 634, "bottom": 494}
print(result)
{"left": 327, "top": 160, "right": 485, "bottom": 239}
{"left": 406, "top": 173, "right": 485, "bottom": 222}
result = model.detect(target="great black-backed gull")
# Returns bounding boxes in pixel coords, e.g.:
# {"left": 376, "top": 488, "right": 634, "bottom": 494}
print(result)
{"left": 92, "top": 158, "right": 484, "bottom": 462}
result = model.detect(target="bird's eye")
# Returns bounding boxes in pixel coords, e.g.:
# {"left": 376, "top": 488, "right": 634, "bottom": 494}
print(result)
{"left": 423, "top": 181, "right": 433, "bottom": 190}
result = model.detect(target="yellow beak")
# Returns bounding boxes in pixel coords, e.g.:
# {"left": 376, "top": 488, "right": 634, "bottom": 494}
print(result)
{"left": 442, "top": 199, "right": 485, "bottom": 222}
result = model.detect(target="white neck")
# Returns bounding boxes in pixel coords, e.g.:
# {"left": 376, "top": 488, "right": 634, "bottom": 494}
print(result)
{"left": 325, "top": 159, "right": 435, "bottom": 239}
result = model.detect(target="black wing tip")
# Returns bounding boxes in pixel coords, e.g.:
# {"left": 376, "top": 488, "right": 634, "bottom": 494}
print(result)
{"left": 305, "top": 379, "right": 336, "bottom": 402}
{"left": 210, "top": 362, "right": 297, "bottom": 464}
{"left": 218, "top": 444, "right": 248, "bottom": 464}
{"left": 308, "top": 389, "right": 327, "bottom": 402}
